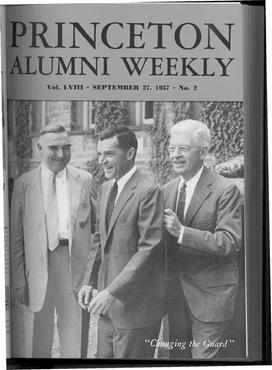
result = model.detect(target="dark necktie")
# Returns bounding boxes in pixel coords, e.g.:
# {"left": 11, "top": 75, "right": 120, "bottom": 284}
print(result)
{"left": 46, "top": 172, "right": 59, "bottom": 251}
{"left": 106, "top": 181, "right": 118, "bottom": 231}
{"left": 176, "top": 182, "right": 186, "bottom": 224}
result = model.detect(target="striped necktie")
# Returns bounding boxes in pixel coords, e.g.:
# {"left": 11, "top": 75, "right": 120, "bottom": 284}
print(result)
{"left": 106, "top": 181, "right": 118, "bottom": 231}
{"left": 176, "top": 182, "right": 186, "bottom": 224}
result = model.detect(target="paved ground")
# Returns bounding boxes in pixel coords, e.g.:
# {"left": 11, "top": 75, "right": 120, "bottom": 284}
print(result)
{"left": 52, "top": 314, "right": 167, "bottom": 358}
{"left": 12, "top": 306, "right": 166, "bottom": 359}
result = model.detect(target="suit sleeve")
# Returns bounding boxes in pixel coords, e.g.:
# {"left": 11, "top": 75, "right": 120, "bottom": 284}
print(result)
{"left": 10, "top": 178, "right": 27, "bottom": 290}
{"left": 81, "top": 184, "right": 101, "bottom": 288}
{"left": 181, "top": 184, "right": 242, "bottom": 256}
{"left": 87, "top": 177, "right": 98, "bottom": 235}
{"left": 107, "top": 187, "right": 164, "bottom": 301}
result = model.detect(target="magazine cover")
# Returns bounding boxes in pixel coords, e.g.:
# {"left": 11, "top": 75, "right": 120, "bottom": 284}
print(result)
{"left": 1, "top": 1, "right": 268, "bottom": 367}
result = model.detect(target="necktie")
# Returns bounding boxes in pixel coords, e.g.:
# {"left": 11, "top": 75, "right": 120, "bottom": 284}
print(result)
{"left": 106, "top": 181, "right": 118, "bottom": 231}
{"left": 46, "top": 172, "right": 59, "bottom": 251}
{"left": 176, "top": 182, "right": 186, "bottom": 224}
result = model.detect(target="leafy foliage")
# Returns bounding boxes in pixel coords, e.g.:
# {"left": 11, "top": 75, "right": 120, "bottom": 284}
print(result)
{"left": 14, "top": 101, "right": 32, "bottom": 176}
{"left": 200, "top": 102, "right": 244, "bottom": 162}
{"left": 13, "top": 101, "right": 243, "bottom": 185}
{"left": 86, "top": 101, "right": 129, "bottom": 189}
{"left": 149, "top": 102, "right": 172, "bottom": 186}
{"left": 149, "top": 101, "right": 244, "bottom": 185}
{"left": 149, "top": 102, "right": 194, "bottom": 186}
{"left": 92, "top": 101, "right": 129, "bottom": 135}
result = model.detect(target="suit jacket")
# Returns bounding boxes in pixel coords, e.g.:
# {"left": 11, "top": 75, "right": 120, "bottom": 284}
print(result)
{"left": 84, "top": 169, "right": 165, "bottom": 329}
{"left": 163, "top": 167, "right": 242, "bottom": 322}
{"left": 10, "top": 164, "right": 97, "bottom": 313}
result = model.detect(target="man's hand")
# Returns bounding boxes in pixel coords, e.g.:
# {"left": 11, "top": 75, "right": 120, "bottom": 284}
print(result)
{"left": 87, "top": 289, "right": 115, "bottom": 316}
{"left": 11, "top": 285, "right": 29, "bottom": 306}
{"left": 78, "top": 285, "right": 94, "bottom": 310}
{"left": 163, "top": 208, "right": 183, "bottom": 238}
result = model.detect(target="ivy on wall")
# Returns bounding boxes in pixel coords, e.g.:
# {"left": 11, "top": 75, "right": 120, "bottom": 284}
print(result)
{"left": 86, "top": 101, "right": 129, "bottom": 190}
{"left": 200, "top": 101, "right": 244, "bottom": 162}
{"left": 149, "top": 103, "right": 172, "bottom": 186}
{"left": 14, "top": 101, "right": 32, "bottom": 176}
{"left": 149, "top": 101, "right": 244, "bottom": 186}
{"left": 172, "top": 102, "right": 191, "bottom": 123}
{"left": 92, "top": 101, "right": 129, "bottom": 134}
{"left": 149, "top": 102, "right": 195, "bottom": 186}
{"left": 12, "top": 100, "right": 244, "bottom": 186}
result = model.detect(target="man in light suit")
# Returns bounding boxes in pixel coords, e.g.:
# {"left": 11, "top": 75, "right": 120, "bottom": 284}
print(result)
{"left": 78, "top": 126, "right": 165, "bottom": 359}
{"left": 163, "top": 120, "right": 242, "bottom": 359}
{"left": 10, "top": 123, "right": 97, "bottom": 358}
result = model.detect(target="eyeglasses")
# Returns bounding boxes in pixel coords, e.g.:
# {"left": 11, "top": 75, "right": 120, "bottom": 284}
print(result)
{"left": 168, "top": 145, "right": 191, "bottom": 154}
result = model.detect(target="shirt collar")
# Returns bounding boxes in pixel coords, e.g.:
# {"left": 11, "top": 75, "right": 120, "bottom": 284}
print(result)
{"left": 41, "top": 163, "right": 67, "bottom": 179}
{"left": 116, "top": 166, "right": 137, "bottom": 189}
{"left": 178, "top": 166, "right": 204, "bottom": 190}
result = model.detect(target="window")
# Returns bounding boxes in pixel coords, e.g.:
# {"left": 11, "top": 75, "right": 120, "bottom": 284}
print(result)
{"left": 28, "top": 101, "right": 46, "bottom": 135}
{"left": 26, "top": 101, "right": 95, "bottom": 135}
{"left": 71, "top": 101, "right": 94, "bottom": 131}
{"left": 132, "top": 102, "right": 154, "bottom": 126}
{"left": 142, "top": 102, "right": 154, "bottom": 124}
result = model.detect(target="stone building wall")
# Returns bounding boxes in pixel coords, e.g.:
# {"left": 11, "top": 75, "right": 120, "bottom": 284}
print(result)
{"left": 8, "top": 100, "right": 244, "bottom": 182}
{"left": 30, "top": 129, "right": 152, "bottom": 171}
{"left": 10, "top": 101, "right": 158, "bottom": 176}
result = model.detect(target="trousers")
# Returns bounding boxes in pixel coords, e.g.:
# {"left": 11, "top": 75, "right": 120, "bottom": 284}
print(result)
{"left": 166, "top": 281, "right": 226, "bottom": 359}
{"left": 97, "top": 314, "right": 161, "bottom": 359}
{"left": 23, "top": 245, "right": 90, "bottom": 358}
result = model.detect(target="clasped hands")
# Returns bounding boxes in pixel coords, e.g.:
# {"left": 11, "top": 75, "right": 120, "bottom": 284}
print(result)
{"left": 163, "top": 208, "right": 183, "bottom": 238}
{"left": 78, "top": 286, "right": 115, "bottom": 316}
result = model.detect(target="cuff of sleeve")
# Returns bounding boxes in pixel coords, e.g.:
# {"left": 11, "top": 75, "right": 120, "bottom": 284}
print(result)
{"left": 178, "top": 226, "right": 185, "bottom": 244}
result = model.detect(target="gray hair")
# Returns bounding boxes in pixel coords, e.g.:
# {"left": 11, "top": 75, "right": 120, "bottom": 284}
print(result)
{"left": 171, "top": 119, "right": 211, "bottom": 148}
{"left": 40, "top": 122, "right": 68, "bottom": 136}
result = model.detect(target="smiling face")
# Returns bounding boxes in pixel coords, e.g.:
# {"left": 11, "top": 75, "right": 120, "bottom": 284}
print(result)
{"left": 169, "top": 129, "right": 206, "bottom": 181}
{"left": 97, "top": 136, "right": 135, "bottom": 180}
{"left": 38, "top": 131, "right": 71, "bottom": 173}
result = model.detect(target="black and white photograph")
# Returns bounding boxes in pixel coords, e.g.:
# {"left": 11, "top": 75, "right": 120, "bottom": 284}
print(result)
{"left": 8, "top": 100, "right": 245, "bottom": 360}
{"left": 1, "top": 1, "right": 269, "bottom": 367}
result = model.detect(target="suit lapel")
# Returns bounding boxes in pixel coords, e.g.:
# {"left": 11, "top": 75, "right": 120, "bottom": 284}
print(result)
{"left": 165, "top": 177, "right": 180, "bottom": 210}
{"left": 104, "top": 170, "right": 139, "bottom": 245}
{"left": 67, "top": 166, "right": 83, "bottom": 234}
{"left": 29, "top": 166, "right": 47, "bottom": 258}
{"left": 100, "top": 180, "right": 115, "bottom": 242}
{"left": 184, "top": 167, "right": 212, "bottom": 226}
{"left": 30, "top": 166, "right": 46, "bottom": 216}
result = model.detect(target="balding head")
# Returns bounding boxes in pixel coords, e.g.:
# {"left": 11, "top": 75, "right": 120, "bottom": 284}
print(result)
{"left": 169, "top": 119, "right": 210, "bottom": 181}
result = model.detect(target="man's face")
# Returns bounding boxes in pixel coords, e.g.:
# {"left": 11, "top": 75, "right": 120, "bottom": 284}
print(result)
{"left": 38, "top": 131, "right": 71, "bottom": 173}
{"left": 97, "top": 136, "right": 133, "bottom": 180}
{"left": 169, "top": 130, "right": 205, "bottom": 181}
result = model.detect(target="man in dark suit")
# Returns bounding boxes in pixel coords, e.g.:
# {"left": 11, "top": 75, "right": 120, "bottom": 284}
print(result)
{"left": 163, "top": 120, "right": 242, "bottom": 359}
{"left": 10, "top": 123, "right": 97, "bottom": 358}
{"left": 78, "top": 126, "right": 165, "bottom": 359}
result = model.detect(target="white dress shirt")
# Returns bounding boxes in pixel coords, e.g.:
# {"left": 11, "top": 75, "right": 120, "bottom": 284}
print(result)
{"left": 115, "top": 165, "right": 137, "bottom": 204}
{"left": 177, "top": 166, "right": 204, "bottom": 244}
{"left": 41, "top": 164, "right": 70, "bottom": 241}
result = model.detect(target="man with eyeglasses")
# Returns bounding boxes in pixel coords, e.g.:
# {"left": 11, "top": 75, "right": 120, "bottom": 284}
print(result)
{"left": 163, "top": 119, "right": 242, "bottom": 359}
{"left": 10, "top": 123, "right": 97, "bottom": 358}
